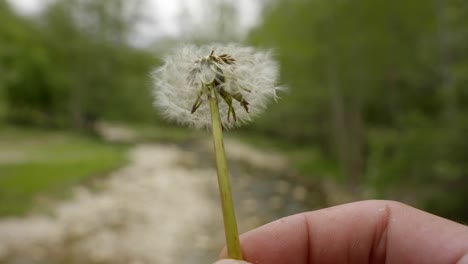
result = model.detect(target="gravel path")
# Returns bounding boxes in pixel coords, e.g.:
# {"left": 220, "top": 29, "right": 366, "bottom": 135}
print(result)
{"left": 0, "top": 140, "right": 322, "bottom": 264}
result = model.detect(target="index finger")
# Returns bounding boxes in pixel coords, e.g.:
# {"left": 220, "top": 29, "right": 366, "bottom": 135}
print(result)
{"left": 220, "top": 200, "right": 468, "bottom": 264}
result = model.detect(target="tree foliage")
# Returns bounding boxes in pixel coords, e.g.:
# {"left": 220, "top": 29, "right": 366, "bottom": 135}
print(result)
{"left": 248, "top": 0, "right": 468, "bottom": 220}
{"left": 0, "top": 0, "right": 156, "bottom": 129}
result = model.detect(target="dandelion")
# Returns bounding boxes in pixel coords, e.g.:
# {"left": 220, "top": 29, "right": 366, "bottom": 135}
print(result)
{"left": 152, "top": 43, "right": 283, "bottom": 260}
{"left": 152, "top": 43, "right": 282, "bottom": 129}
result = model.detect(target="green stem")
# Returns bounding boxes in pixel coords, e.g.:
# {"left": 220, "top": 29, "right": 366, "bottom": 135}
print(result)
{"left": 208, "top": 84, "right": 243, "bottom": 260}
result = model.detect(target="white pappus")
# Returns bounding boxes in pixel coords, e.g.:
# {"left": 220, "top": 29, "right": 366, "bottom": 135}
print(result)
{"left": 152, "top": 43, "right": 284, "bottom": 129}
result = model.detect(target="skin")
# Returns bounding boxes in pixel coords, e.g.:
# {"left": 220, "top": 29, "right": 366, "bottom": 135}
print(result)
{"left": 215, "top": 200, "right": 468, "bottom": 264}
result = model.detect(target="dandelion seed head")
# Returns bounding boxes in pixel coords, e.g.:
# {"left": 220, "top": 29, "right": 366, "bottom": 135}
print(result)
{"left": 152, "top": 43, "right": 283, "bottom": 129}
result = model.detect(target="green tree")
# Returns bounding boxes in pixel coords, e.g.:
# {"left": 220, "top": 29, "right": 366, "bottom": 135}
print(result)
{"left": 1, "top": 0, "right": 156, "bottom": 128}
{"left": 249, "top": 0, "right": 468, "bottom": 219}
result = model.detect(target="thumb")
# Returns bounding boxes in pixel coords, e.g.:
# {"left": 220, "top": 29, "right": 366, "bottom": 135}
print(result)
{"left": 213, "top": 259, "right": 252, "bottom": 264}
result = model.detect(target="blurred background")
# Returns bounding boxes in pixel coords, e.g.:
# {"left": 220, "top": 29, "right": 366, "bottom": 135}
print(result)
{"left": 0, "top": 0, "right": 467, "bottom": 263}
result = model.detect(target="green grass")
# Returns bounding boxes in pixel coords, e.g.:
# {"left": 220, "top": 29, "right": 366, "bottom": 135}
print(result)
{"left": 0, "top": 126, "right": 128, "bottom": 216}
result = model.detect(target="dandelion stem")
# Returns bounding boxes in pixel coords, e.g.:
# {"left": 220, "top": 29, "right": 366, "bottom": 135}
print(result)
{"left": 208, "top": 84, "right": 243, "bottom": 260}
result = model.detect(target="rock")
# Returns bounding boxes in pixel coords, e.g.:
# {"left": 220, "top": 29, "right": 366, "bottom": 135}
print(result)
{"left": 274, "top": 180, "right": 290, "bottom": 195}
{"left": 268, "top": 196, "right": 285, "bottom": 211}
{"left": 292, "top": 186, "right": 307, "bottom": 202}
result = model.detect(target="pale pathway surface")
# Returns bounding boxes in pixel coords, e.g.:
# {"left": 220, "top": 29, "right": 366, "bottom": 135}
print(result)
{"left": 0, "top": 140, "right": 321, "bottom": 264}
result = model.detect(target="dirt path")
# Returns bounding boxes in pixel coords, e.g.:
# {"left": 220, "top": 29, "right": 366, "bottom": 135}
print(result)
{"left": 0, "top": 140, "right": 322, "bottom": 264}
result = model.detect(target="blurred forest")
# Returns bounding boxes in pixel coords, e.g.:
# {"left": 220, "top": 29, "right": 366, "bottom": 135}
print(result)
{"left": 0, "top": 0, "right": 155, "bottom": 129}
{"left": 247, "top": 0, "right": 468, "bottom": 220}
{"left": 0, "top": 0, "right": 467, "bottom": 221}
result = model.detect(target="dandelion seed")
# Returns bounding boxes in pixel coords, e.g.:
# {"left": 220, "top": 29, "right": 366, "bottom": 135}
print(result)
{"left": 152, "top": 43, "right": 283, "bottom": 129}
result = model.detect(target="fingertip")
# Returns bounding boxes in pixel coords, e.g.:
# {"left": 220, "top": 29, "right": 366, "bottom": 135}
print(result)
{"left": 218, "top": 214, "right": 310, "bottom": 264}
{"left": 218, "top": 246, "right": 228, "bottom": 259}
{"left": 237, "top": 214, "right": 311, "bottom": 264}
{"left": 223, "top": 200, "right": 397, "bottom": 264}
{"left": 219, "top": 200, "right": 468, "bottom": 264}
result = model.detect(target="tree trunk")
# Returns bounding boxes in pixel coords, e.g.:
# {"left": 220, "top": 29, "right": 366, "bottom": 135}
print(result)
{"left": 436, "top": 0, "right": 458, "bottom": 123}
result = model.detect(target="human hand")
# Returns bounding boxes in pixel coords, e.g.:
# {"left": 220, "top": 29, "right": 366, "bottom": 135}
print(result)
{"left": 214, "top": 200, "right": 468, "bottom": 264}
